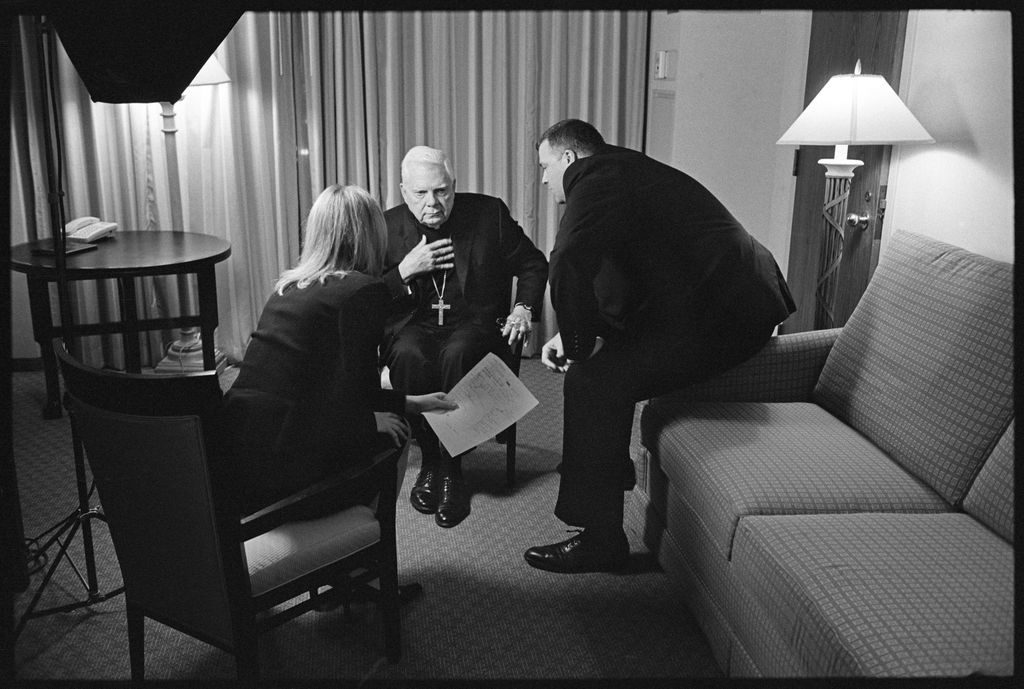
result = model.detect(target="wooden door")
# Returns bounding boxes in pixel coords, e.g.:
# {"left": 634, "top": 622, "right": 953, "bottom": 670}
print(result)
{"left": 780, "top": 11, "right": 908, "bottom": 333}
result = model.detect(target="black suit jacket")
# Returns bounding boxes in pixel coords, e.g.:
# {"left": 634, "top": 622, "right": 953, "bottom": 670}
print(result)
{"left": 224, "top": 272, "right": 404, "bottom": 509}
{"left": 551, "top": 144, "right": 796, "bottom": 360}
{"left": 381, "top": 193, "right": 548, "bottom": 345}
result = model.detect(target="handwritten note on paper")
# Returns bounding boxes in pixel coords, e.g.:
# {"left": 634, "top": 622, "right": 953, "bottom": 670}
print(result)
{"left": 423, "top": 352, "right": 539, "bottom": 457}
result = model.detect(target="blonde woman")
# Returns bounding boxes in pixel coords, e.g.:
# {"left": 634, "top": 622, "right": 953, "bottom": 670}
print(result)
{"left": 222, "top": 184, "right": 456, "bottom": 517}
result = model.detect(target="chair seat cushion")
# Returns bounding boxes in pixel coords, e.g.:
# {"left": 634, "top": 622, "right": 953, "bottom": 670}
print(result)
{"left": 245, "top": 505, "right": 380, "bottom": 596}
{"left": 641, "top": 400, "right": 950, "bottom": 560}
{"left": 731, "top": 512, "right": 1014, "bottom": 676}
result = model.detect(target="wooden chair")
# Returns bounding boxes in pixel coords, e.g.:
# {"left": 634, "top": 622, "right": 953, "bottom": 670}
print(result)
{"left": 493, "top": 336, "right": 524, "bottom": 486}
{"left": 55, "top": 341, "right": 406, "bottom": 683}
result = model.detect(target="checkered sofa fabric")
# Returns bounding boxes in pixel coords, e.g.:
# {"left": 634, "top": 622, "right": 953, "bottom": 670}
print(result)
{"left": 963, "top": 419, "right": 1015, "bottom": 541}
{"left": 642, "top": 400, "right": 949, "bottom": 559}
{"left": 732, "top": 513, "right": 1014, "bottom": 676}
{"left": 813, "top": 231, "right": 1014, "bottom": 505}
{"left": 631, "top": 231, "right": 1014, "bottom": 677}
{"left": 651, "top": 329, "right": 840, "bottom": 404}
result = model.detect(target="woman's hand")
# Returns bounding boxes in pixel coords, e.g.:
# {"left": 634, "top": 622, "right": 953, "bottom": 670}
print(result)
{"left": 405, "top": 392, "right": 459, "bottom": 415}
{"left": 375, "top": 412, "right": 411, "bottom": 447}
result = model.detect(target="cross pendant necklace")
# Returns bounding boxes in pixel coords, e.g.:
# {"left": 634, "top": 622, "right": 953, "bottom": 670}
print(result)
{"left": 431, "top": 270, "right": 450, "bottom": 325}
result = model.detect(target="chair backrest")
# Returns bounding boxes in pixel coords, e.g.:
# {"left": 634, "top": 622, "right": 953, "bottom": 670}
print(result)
{"left": 55, "top": 340, "right": 223, "bottom": 418}
{"left": 55, "top": 342, "right": 240, "bottom": 648}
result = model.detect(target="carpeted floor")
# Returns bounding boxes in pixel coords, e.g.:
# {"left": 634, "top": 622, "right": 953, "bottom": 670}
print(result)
{"left": 10, "top": 358, "right": 721, "bottom": 683}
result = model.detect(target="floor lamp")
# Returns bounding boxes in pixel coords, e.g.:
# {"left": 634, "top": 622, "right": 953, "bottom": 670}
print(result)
{"left": 154, "top": 55, "right": 229, "bottom": 373}
{"left": 777, "top": 60, "right": 933, "bottom": 329}
{"left": 14, "top": 16, "right": 123, "bottom": 641}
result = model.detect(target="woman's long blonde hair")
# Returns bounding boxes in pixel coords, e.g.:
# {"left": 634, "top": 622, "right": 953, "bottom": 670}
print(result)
{"left": 275, "top": 184, "right": 388, "bottom": 294}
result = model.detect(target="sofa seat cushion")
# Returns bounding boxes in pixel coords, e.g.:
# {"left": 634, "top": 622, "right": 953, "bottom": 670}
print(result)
{"left": 813, "top": 231, "right": 1014, "bottom": 506}
{"left": 963, "top": 419, "right": 1014, "bottom": 541}
{"left": 732, "top": 512, "right": 1013, "bottom": 676}
{"left": 641, "top": 400, "right": 950, "bottom": 560}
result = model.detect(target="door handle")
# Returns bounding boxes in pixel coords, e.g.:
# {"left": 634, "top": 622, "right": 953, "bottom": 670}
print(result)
{"left": 846, "top": 211, "right": 870, "bottom": 231}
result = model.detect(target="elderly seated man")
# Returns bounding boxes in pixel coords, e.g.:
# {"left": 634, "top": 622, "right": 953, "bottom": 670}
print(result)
{"left": 380, "top": 145, "right": 548, "bottom": 528}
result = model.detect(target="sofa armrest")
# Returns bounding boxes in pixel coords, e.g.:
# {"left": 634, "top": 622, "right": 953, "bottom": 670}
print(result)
{"left": 654, "top": 328, "right": 840, "bottom": 404}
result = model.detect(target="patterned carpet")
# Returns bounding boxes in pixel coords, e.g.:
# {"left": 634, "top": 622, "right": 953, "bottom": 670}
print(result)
{"left": 10, "top": 358, "right": 721, "bottom": 682}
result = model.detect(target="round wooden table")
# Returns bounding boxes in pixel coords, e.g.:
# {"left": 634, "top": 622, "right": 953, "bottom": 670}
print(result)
{"left": 10, "top": 231, "right": 231, "bottom": 417}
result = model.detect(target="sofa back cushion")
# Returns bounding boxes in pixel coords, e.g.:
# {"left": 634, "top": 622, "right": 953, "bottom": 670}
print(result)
{"left": 813, "top": 231, "right": 1013, "bottom": 506}
{"left": 963, "top": 420, "right": 1014, "bottom": 542}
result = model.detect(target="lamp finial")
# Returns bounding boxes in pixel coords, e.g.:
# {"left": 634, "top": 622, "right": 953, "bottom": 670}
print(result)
{"left": 854, "top": 59, "right": 862, "bottom": 75}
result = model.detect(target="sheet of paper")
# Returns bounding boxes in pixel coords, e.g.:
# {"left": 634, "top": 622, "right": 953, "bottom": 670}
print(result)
{"left": 423, "top": 351, "right": 539, "bottom": 457}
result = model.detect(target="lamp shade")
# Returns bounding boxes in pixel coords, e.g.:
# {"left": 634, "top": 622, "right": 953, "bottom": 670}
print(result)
{"left": 777, "top": 61, "right": 933, "bottom": 146}
{"left": 189, "top": 56, "right": 230, "bottom": 87}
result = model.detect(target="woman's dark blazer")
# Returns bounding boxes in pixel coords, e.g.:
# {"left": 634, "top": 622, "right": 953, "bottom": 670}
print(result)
{"left": 222, "top": 272, "right": 404, "bottom": 511}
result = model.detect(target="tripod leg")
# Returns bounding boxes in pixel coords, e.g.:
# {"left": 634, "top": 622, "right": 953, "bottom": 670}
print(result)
{"left": 71, "top": 429, "right": 99, "bottom": 596}
{"left": 14, "top": 517, "right": 82, "bottom": 638}
{"left": 14, "top": 417, "right": 124, "bottom": 639}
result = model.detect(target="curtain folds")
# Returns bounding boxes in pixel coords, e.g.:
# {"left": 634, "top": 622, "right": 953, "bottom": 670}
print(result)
{"left": 304, "top": 10, "right": 649, "bottom": 344}
{"left": 11, "top": 11, "right": 647, "bottom": 366}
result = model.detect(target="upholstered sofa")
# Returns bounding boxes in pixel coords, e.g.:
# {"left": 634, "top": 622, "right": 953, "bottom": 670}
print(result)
{"left": 628, "top": 231, "right": 1014, "bottom": 677}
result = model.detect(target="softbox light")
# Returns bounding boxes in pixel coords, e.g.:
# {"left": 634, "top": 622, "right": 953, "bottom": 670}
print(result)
{"left": 48, "top": 0, "right": 243, "bottom": 103}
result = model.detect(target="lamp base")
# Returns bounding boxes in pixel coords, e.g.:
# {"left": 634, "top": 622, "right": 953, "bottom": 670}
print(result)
{"left": 814, "top": 173, "right": 855, "bottom": 329}
{"left": 154, "top": 329, "right": 227, "bottom": 374}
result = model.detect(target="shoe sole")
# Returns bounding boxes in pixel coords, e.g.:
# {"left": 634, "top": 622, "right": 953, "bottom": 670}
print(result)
{"left": 523, "top": 553, "right": 629, "bottom": 574}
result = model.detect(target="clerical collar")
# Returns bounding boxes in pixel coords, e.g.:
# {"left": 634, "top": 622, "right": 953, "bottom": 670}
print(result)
{"left": 409, "top": 203, "right": 455, "bottom": 236}
{"left": 420, "top": 220, "right": 451, "bottom": 238}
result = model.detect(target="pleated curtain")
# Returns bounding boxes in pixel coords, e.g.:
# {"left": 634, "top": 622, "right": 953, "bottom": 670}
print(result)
{"left": 10, "top": 11, "right": 647, "bottom": 366}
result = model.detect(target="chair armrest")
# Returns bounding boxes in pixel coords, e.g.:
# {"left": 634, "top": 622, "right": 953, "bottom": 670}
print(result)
{"left": 239, "top": 445, "right": 401, "bottom": 539}
{"left": 652, "top": 328, "right": 841, "bottom": 404}
{"left": 506, "top": 335, "right": 524, "bottom": 376}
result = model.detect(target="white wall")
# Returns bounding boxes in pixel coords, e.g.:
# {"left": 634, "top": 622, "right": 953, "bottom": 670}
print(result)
{"left": 644, "top": 10, "right": 811, "bottom": 275}
{"left": 885, "top": 10, "right": 1014, "bottom": 262}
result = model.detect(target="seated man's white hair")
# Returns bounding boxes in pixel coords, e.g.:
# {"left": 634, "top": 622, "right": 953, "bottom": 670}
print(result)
{"left": 401, "top": 145, "right": 456, "bottom": 182}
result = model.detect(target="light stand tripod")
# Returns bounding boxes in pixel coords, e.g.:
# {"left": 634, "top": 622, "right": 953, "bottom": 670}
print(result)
{"left": 14, "top": 16, "right": 123, "bottom": 641}
{"left": 14, "top": 416, "right": 123, "bottom": 638}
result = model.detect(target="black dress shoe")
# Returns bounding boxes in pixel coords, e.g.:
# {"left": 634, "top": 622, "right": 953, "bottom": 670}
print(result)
{"left": 523, "top": 529, "right": 629, "bottom": 574}
{"left": 435, "top": 473, "right": 470, "bottom": 528}
{"left": 409, "top": 466, "right": 439, "bottom": 514}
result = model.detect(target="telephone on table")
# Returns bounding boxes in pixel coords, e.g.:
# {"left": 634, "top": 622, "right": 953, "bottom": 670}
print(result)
{"left": 30, "top": 216, "right": 120, "bottom": 256}
{"left": 64, "top": 216, "right": 118, "bottom": 242}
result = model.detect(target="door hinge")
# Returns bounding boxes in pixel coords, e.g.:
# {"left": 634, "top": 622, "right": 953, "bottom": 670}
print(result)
{"left": 876, "top": 185, "right": 888, "bottom": 238}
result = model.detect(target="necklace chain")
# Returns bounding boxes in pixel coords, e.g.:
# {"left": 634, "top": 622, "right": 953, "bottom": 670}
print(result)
{"left": 430, "top": 269, "right": 451, "bottom": 325}
{"left": 431, "top": 269, "right": 448, "bottom": 299}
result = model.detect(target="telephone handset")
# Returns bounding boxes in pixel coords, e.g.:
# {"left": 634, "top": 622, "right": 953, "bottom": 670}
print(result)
{"left": 64, "top": 216, "right": 118, "bottom": 242}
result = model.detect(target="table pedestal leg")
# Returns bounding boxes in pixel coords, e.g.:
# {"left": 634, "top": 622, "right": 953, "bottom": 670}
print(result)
{"left": 116, "top": 277, "right": 142, "bottom": 373}
{"left": 26, "top": 276, "right": 62, "bottom": 418}
{"left": 196, "top": 266, "right": 220, "bottom": 370}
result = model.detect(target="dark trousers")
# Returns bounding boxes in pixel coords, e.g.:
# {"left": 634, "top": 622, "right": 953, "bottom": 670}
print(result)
{"left": 554, "top": 323, "right": 774, "bottom": 529}
{"left": 385, "top": 319, "right": 504, "bottom": 459}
